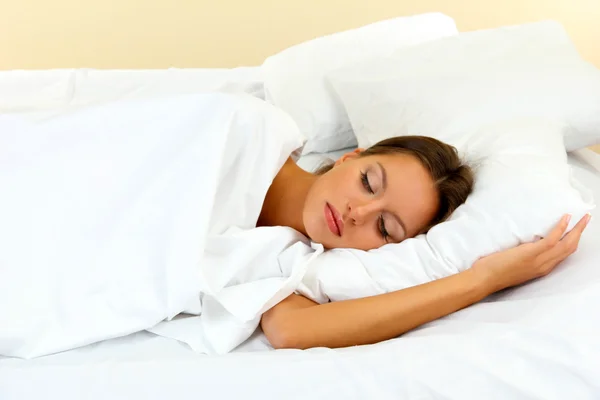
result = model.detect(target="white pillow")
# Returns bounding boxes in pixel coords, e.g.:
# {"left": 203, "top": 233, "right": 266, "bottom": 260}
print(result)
{"left": 297, "top": 117, "right": 595, "bottom": 303}
{"left": 293, "top": 22, "right": 598, "bottom": 303}
{"left": 261, "top": 12, "right": 458, "bottom": 155}
{"left": 328, "top": 21, "right": 600, "bottom": 151}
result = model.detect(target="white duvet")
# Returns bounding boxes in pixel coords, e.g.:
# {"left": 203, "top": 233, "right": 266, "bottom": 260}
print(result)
{"left": 0, "top": 93, "right": 322, "bottom": 358}
{"left": 0, "top": 91, "right": 595, "bottom": 361}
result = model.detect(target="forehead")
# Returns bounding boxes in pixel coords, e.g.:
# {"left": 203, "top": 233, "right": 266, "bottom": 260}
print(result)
{"left": 381, "top": 152, "right": 427, "bottom": 172}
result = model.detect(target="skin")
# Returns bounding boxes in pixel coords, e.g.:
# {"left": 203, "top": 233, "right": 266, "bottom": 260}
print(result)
{"left": 258, "top": 151, "right": 591, "bottom": 350}
{"left": 258, "top": 149, "right": 439, "bottom": 250}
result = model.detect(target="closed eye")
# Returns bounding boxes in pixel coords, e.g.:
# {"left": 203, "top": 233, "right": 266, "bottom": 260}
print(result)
{"left": 379, "top": 215, "right": 390, "bottom": 242}
{"left": 360, "top": 171, "right": 374, "bottom": 194}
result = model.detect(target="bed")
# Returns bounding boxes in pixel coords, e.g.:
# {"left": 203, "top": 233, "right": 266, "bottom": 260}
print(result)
{"left": 1, "top": 64, "right": 600, "bottom": 399}
{"left": 1, "top": 151, "right": 600, "bottom": 399}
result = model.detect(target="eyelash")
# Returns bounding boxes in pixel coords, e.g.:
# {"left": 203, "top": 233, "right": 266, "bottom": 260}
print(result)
{"left": 379, "top": 215, "right": 390, "bottom": 242}
{"left": 360, "top": 171, "right": 374, "bottom": 194}
{"left": 360, "top": 171, "right": 389, "bottom": 241}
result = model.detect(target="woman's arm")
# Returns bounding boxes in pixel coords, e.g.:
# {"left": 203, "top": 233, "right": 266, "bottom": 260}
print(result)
{"left": 261, "top": 213, "right": 590, "bottom": 349}
{"left": 262, "top": 267, "right": 488, "bottom": 349}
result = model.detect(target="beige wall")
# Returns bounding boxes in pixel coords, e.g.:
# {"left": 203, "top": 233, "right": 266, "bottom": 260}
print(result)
{"left": 1, "top": 0, "right": 599, "bottom": 70}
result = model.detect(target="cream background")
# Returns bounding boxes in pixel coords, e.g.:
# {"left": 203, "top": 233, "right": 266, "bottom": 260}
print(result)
{"left": 1, "top": 0, "right": 599, "bottom": 70}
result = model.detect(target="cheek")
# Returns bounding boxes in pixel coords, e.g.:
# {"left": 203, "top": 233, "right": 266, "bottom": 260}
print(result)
{"left": 305, "top": 176, "right": 327, "bottom": 209}
{"left": 302, "top": 179, "right": 328, "bottom": 236}
{"left": 307, "top": 169, "right": 345, "bottom": 204}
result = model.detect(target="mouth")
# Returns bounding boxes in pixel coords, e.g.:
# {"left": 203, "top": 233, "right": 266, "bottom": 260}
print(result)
{"left": 324, "top": 202, "right": 344, "bottom": 237}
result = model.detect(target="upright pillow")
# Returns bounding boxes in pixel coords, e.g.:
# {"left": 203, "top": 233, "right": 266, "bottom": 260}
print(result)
{"left": 328, "top": 21, "right": 600, "bottom": 151}
{"left": 261, "top": 12, "right": 458, "bottom": 154}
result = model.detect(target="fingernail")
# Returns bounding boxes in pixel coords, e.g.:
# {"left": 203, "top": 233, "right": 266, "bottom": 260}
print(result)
{"left": 566, "top": 214, "right": 572, "bottom": 224}
{"left": 586, "top": 213, "right": 592, "bottom": 225}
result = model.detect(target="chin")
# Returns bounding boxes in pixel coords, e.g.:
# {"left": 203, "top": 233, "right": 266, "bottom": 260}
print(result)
{"left": 304, "top": 223, "right": 331, "bottom": 248}
{"left": 312, "top": 231, "right": 338, "bottom": 249}
{"left": 321, "top": 242, "right": 337, "bottom": 250}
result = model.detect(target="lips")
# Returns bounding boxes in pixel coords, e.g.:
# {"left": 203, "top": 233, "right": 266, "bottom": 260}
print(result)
{"left": 324, "top": 203, "right": 344, "bottom": 237}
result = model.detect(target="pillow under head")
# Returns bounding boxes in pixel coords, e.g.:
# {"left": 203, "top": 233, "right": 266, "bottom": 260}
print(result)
{"left": 296, "top": 22, "right": 598, "bottom": 302}
{"left": 297, "top": 117, "right": 594, "bottom": 303}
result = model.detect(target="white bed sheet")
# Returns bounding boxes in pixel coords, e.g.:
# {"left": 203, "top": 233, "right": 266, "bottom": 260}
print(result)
{"left": 1, "top": 150, "right": 599, "bottom": 400}
{"left": 0, "top": 66, "right": 264, "bottom": 114}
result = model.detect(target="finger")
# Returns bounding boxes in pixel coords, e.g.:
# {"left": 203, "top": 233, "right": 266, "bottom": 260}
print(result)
{"left": 541, "top": 244, "right": 579, "bottom": 276}
{"left": 534, "top": 214, "right": 571, "bottom": 252}
{"left": 542, "top": 245, "right": 575, "bottom": 270}
{"left": 538, "top": 214, "right": 591, "bottom": 264}
{"left": 564, "top": 213, "right": 592, "bottom": 238}
{"left": 558, "top": 213, "right": 592, "bottom": 254}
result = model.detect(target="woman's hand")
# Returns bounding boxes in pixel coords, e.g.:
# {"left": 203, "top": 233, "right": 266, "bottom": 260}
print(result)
{"left": 472, "top": 213, "right": 592, "bottom": 293}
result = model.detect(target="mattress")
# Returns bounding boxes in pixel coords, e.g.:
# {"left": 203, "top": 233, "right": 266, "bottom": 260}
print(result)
{"left": 1, "top": 149, "right": 600, "bottom": 400}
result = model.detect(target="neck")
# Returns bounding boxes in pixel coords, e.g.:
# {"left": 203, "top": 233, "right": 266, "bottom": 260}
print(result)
{"left": 258, "top": 158, "right": 317, "bottom": 236}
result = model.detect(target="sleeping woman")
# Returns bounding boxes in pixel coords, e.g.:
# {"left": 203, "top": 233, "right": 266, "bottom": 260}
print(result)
{"left": 257, "top": 135, "right": 590, "bottom": 349}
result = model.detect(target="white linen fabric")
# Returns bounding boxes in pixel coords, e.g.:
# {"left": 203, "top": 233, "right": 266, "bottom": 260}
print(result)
{"left": 0, "top": 93, "right": 320, "bottom": 358}
{"left": 1, "top": 151, "right": 599, "bottom": 400}
{"left": 328, "top": 21, "right": 600, "bottom": 151}
{"left": 0, "top": 67, "right": 263, "bottom": 114}
{"left": 0, "top": 96, "right": 594, "bottom": 359}
{"left": 262, "top": 12, "right": 458, "bottom": 154}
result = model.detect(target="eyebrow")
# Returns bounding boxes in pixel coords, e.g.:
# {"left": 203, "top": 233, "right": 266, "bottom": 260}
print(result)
{"left": 376, "top": 161, "right": 387, "bottom": 190}
{"left": 376, "top": 161, "right": 408, "bottom": 239}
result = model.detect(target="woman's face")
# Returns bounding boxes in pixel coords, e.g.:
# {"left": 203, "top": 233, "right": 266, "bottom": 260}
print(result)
{"left": 302, "top": 150, "right": 440, "bottom": 250}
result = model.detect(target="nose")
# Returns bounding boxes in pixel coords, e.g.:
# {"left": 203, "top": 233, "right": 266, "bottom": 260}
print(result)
{"left": 346, "top": 200, "right": 378, "bottom": 226}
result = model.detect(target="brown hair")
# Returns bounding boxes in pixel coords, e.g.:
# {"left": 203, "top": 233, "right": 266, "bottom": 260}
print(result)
{"left": 315, "top": 136, "right": 474, "bottom": 233}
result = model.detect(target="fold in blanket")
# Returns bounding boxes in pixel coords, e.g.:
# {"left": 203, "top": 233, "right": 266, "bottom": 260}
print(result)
{"left": 0, "top": 93, "right": 323, "bottom": 358}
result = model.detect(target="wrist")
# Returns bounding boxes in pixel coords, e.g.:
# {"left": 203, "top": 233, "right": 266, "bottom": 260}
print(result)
{"left": 465, "top": 261, "right": 501, "bottom": 298}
